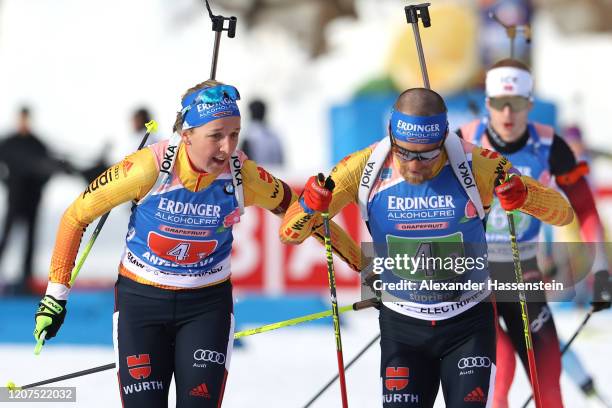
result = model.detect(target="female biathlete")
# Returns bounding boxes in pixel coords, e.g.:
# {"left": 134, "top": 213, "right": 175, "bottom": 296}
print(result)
{"left": 32, "top": 80, "right": 361, "bottom": 407}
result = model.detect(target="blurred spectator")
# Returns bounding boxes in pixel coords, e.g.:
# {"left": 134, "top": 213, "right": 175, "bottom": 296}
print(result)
{"left": 0, "top": 107, "right": 70, "bottom": 295}
{"left": 130, "top": 107, "right": 160, "bottom": 146}
{"left": 240, "top": 99, "right": 284, "bottom": 166}
{"left": 105, "top": 107, "right": 160, "bottom": 169}
{"left": 80, "top": 107, "right": 162, "bottom": 184}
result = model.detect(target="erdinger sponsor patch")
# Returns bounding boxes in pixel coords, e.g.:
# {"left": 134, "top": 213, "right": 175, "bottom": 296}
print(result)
{"left": 158, "top": 198, "right": 221, "bottom": 217}
{"left": 388, "top": 195, "right": 455, "bottom": 210}
{"left": 155, "top": 198, "right": 222, "bottom": 226}
{"left": 387, "top": 195, "right": 456, "bottom": 221}
{"left": 182, "top": 93, "right": 240, "bottom": 130}
{"left": 390, "top": 110, "right": 447, "bottom": 144}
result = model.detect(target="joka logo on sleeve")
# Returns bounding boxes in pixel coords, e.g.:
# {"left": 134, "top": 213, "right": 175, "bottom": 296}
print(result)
{"left": 231, "top": 154, "right": 243, "bottom": 186}
{"left": 360, "top": 161, "right": 375, "bottom": 188}
{"left": 160, "top": 145, "right": 177, "bottom": 175}
{"left": 127, "top": 354, "right": 151, "bottom": 380}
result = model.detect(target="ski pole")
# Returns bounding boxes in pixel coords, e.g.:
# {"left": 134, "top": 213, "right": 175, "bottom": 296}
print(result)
{"left": 16, "top": 298, "right": 379, "bottom": 390}
{"left": 404, "top": 3, "right": 432, "bottom": 89}
{"left": 303, "top": 333, "right": 380, "bottom": 408}
{"left": 32, "top": 121, "right": 159, "bottom": 356}
{"left": 560, "top": 308, "right": 594, "bottom": 355}
{"left": 320, "top": 177, "right": 350, "bottom": 408}
{"left": 521, "top": 307, "right": 594, "bottom": 408}
{"left": 6, "top": 364, "right": 115, "bottom": 391}
{"left": 234, "top": 297, "right": 379, "bottom": 339}
{"left": 203, "top": 0, "right": 237, "bottom": 80}
{"left": 505, "top": 204, "right": 543, "bottom": 408}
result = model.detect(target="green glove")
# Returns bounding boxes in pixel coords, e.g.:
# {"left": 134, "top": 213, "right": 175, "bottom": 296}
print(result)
{"left": 34, "top": 295, "right": 67, "bottom": 341}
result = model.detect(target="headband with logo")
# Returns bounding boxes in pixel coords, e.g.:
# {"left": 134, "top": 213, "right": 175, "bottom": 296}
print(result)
{"left": 181, "top": 85, "right": 241, "bottom": 130}
{"left": 389, "top": 110, "right": 448, "bottom": 144}
{"left": 486, "top": 67, "right": 533, "bottom": 99}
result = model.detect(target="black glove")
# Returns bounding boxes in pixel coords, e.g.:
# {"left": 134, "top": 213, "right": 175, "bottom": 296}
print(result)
{"left": 33, "top": 295, "right": 67, "bottom": 340}
{"left": 592, "top": 271, "right": 611, "bottom": 312}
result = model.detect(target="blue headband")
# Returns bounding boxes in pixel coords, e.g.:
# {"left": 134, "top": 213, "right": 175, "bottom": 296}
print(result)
{"left": 181, "top": 85, "right": 241, "bottom": 130}
{"left": 389, "top": 110, "right": 448, "bottom": 144}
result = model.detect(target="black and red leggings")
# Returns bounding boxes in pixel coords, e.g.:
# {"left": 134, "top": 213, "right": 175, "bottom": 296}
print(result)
{"left": 113, "top": 276, "right": 234, "bottom": 408}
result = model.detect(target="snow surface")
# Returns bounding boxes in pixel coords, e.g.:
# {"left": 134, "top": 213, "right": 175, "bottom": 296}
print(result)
{"left": 2, "top": 306, "right": 610, "bottom": 407}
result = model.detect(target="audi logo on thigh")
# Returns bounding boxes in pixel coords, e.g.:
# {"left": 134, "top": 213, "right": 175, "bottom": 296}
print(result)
{"left": 457, "top": 357, "right": 491, "bottom": 369}
{"left": 193, "top": 349, "right": 226, "bottom": 364}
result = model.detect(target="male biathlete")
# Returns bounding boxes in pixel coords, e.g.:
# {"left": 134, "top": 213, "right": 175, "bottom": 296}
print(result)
{"left": 281, "top": 87, "right": 574, "bottom": 407}
{"left": 458, "top": 59, "right": 612, "bottom": 408}
{"left": 32, "top": 80, "right": 361, "bottom": 407}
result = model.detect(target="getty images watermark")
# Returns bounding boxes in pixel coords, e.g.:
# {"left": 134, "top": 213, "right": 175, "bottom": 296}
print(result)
{"left": 358, "top": 241, "right": 611, "bottom": 304}
{"left": 369, "top": 254, "right": 565, "bottom": 293}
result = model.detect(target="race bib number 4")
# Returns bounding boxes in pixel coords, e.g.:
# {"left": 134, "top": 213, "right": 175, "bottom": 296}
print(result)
{"left": 148, "top": 232, "right": 218, "bottom": 264}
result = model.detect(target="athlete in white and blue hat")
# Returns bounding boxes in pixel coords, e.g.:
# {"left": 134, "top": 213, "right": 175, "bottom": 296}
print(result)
{"left": 459, "top": 58, "right": 612, "bottom": 408}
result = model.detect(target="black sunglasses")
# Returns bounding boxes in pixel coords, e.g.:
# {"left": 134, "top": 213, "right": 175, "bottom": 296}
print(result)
{"left": 388, "top": 132, "right": 445, "bottom": 162}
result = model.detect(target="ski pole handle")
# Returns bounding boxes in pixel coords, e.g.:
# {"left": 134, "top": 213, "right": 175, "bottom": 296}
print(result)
{"left": 353, "top": 297, "right": 380, "bottom": 311}
{"left": 34, "top": 331, "right": 47, "bottom": 356}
